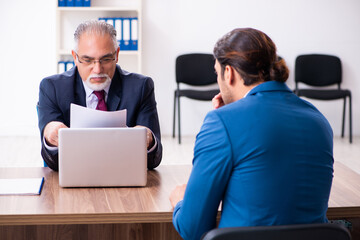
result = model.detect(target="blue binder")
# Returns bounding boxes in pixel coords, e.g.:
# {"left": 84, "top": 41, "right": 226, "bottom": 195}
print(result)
{"left": 114, "top": 18, "right": 123, "bottom": 49}
{"left": 106, "top": 18, "right": 114, "bottom": 27}
{"left": 66, "top": 61, "right": 74, "bottom": 71}
{"left": 58, "top": 61, "right": 74, "bottom": 72}
{"left": 66, "top": 0, "right": 75, "bottom": 6}
{"left": 130, "top": 18, "right": 138, "bottom": 51}
{"left": 58, "top": 61, "right": 66, "bottom": 73}
{"left": 75, "top": 0, "right": 83, "bottom": 6}
{"left": 83, "top": 0, "right": 90, "bottom": 7}
{"left": 122, "top": 18, "right": 131, "bottom": 51}
{"left": 58, "top": 0, "right": 66, "bottom": 7}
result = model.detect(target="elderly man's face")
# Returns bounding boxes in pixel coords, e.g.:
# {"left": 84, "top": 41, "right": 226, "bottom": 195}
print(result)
{"left": 72, "top": 32, "right": 119, "bottom": 90}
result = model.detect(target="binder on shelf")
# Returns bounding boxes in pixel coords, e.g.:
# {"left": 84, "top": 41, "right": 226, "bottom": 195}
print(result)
{"left": 58, "top": 0, "right": 66, "bottom": 7}
{"left": 122, "top": 18, "right": 131, "bottom": 51}
{"left": 58, "top": 61, "right": 74, "bottom": 73}
{"left": 66, "top": 0, "right": 75, "bottom": 6}
{"left": 58, "top": 61, "right": 66, "bottom": 73}
{"left": 83, "top": 0, "right": 90, "bottom": 7}
{"left": 98, "top": 17, "right": 138, "bottom": 51}
{"left": 115, "top": 18, "right": 123, "bottom": 49}
{"left": 66, "top": 61, "right": 75, "bottom": 71}
{"left": 130, "top": 18, "right": 138, "bottom": 51}
{"left": 75, "top": 0, "right": 83, "bottom": 7}
{"left": 106, "top": 18, "right": 114, "bottom": 27}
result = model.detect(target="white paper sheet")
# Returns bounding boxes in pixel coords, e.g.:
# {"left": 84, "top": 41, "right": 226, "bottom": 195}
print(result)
{"left": 0, "top": 178, "right": 44, "bottom": 195}
{"left": 70, "top": 103, "right": 127, "bottom": 128}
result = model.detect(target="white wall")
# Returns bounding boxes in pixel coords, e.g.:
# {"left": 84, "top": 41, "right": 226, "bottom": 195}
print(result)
{"left": 0, "top": 0, "right": 57, "bottom": 136}
{"left": 0, "top": 0, "right": 359, "bottom": 138}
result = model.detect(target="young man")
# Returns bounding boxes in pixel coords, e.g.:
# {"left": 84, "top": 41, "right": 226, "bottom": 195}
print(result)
{"left": 38, "top": 20, "right": 162, "bottom": 171}
{"left": 170, "top": 28, "right": 333, "bottom": 240}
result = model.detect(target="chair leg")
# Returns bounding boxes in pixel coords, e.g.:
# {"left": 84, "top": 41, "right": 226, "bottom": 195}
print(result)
{"left": 341, "top": 97, "right": 346, "bottom": 138}
{"left": 173, "top": 92, "right": 176, "bottom": 138}
{"left": 178, "top": 95, "right": 181, "bottom": 144}
{"left": 349, "top": 94, "right": 352, "bottom": 143}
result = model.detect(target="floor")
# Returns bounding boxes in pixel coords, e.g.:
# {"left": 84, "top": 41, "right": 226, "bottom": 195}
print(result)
{"left": 0, "top": 135, "right": 359, "bottom": 174}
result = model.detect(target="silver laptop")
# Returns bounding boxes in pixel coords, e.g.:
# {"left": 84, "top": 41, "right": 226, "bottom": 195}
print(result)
{"left": 58, "top": 127, "right": 147, "bottom": 187}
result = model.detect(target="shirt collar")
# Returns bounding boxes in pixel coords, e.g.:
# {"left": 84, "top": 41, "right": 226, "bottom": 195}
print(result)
{"left": 243, "top": 89, "right": 251, "bottom": 98}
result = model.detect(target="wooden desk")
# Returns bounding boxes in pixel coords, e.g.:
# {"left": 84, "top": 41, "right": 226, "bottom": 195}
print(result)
{"left": 1, "top": 162, "right": 360, "bottom": 240}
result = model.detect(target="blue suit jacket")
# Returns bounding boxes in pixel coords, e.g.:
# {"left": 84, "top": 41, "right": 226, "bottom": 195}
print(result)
{"left": 172, "top": 81, "right": 334, "bottom": 240}
{"left": 38, "top": 65, "right": 162, "bottom": 171}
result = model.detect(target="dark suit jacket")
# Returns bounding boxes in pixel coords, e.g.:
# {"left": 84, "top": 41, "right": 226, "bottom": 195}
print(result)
{"left": 37, "top": 65, "right": 162, "bottom": 171}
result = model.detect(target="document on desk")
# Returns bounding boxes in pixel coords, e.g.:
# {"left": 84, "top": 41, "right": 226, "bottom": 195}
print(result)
{"left": 0, "top": 177, "right": 44, "bottom": 195}
{"left": 70, "top": 103, "right": 127, "bottom": 128}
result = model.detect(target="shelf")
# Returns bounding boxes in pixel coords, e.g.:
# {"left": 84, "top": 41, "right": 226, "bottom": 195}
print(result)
{"left": 57, "top": 7, "right": 139, "bottom": 12}
{"left": 56, "top": 0, "right": 142, "bottom": 73}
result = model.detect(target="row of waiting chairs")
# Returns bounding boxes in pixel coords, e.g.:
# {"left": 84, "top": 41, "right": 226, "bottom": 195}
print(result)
{"left": 173, "top": 53, "right": 352, "bottom": 144}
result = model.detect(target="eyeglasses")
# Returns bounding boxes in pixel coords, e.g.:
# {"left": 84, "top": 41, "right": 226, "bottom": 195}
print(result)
{"left": 75, "top": 51, "right": 117, "bottom": 66}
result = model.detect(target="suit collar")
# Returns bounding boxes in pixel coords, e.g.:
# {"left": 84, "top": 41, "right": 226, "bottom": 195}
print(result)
{"left": 107, "top": 65, "right": 123, "bottom": 111}
{"left": 74, "top": 69, "right": 86, "bottom": 107}
{"left": 247, "top": 81, "right": 292, "bottom": 96}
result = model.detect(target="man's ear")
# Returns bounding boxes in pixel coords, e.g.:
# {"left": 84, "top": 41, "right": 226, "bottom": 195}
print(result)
{"left": 115, "top": 47, "right": 120, "bottom": 63}
{"left": 224, "top": 65, "right": 235, "bottom": 85}
{"left": 71, "top": 50, "right": 78, "bottom": 67}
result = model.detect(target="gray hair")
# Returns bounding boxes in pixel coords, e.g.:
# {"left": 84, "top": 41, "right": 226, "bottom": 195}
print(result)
{"left": 73, "top": 20, "right": 118, "bottom": 52}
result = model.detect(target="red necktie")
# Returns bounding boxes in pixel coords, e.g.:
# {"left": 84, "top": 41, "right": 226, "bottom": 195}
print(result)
{"left": 93, "top": 90, "right": 107, "bottom": 111}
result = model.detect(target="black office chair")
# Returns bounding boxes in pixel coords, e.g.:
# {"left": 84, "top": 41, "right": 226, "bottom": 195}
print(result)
{"left": 201, "top": 223, "right": 351, "bottom": 240}
{"left": 173, "top": 53, "right": 219, "bottom": 144}
{"left": 294, "top": 54, "right": 352, "bottom": 143}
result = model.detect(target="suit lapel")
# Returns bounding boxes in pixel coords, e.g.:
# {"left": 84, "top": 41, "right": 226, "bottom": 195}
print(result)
{"left": 107, "top": 67, "right": 122, "bottom": 111}
{"left": 74, "top": 72, "right": 87, "bottom": 107}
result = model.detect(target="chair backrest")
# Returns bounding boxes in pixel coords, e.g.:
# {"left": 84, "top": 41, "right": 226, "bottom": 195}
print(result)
{"left": 295, "top": 54, "right": 342, "bottom": 87}
{"left": 176, "top": 53, "right": 217, "bottom": 86}
{"left": 201, "top": 223, "right": 351, "bottom": 240}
